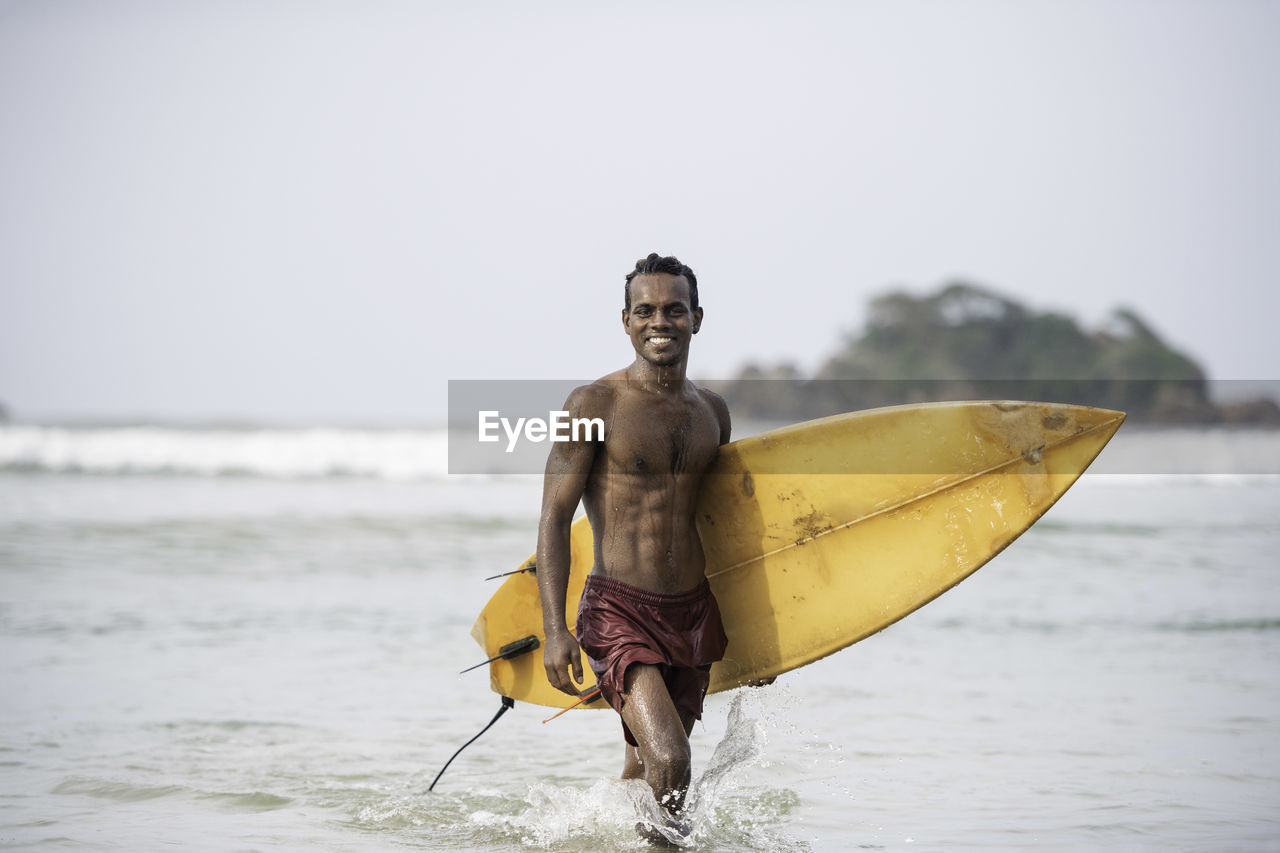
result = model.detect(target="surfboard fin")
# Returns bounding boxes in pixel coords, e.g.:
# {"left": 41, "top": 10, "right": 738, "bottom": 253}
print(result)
{"left": 484, "top": 562, "right": 536, "bottom": 581}
{"left": 458, "top": 634, "right": 540, "bottom": 674}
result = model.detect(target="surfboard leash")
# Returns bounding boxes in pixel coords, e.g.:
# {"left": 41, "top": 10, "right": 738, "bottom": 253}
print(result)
{"left": 541, "top": 685, "right": 603, "bottom": 723}
{"left": 426, "top": 696, "right": 515, "bottom": 793}
{"left": 429, "top": 633, "right": 545, "bottom": 792}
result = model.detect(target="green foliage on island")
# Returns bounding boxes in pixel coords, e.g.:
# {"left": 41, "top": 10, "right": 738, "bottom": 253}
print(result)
{"left": 713, "top": 282, "right": 1279, "bottom": 425}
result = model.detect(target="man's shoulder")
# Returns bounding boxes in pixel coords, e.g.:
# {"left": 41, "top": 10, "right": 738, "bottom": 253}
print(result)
{"left": 693, "top": 384, "right": 732, "bottom": 443}
{"left": 692, "top": 384, "right": 729, "bottom": 418}
{"left": 694, "top": 384, "right": 729, "bottom": 414}
{"left": 564, "top": 376, "right": 620, "bottom": 417}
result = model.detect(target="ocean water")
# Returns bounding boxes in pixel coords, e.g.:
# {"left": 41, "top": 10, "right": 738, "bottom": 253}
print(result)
{"left": 1, "top": 424, "right": 1278, "bottom": 850}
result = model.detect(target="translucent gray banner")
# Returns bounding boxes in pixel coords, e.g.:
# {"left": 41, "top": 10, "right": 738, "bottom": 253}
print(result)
{"left": 447, "top": 379, "right": 1280, "bottom": 475}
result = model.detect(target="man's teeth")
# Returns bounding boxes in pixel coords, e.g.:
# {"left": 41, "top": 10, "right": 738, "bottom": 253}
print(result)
{"left": 649, "top": 337, "right": 673, "bottom": 344}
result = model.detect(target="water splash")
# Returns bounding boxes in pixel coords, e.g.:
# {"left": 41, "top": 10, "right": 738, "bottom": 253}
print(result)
{"left": 471, "top": 777, "right": 659, "bottom": 848}
{"left": 459, "top": 691, "right": 805, "bottom": 850}
{"left": 679, "top": 691, "right": 768, "bottom": 843}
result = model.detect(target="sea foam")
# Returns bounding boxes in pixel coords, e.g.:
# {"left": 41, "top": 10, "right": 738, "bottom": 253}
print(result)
{"left": 0, "top": 425, "right": 449, "bottom": 480}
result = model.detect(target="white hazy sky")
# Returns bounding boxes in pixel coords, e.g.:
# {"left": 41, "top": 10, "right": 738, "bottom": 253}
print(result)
{"left": 1, "top": 0, "right": 1276, "bottom": 423}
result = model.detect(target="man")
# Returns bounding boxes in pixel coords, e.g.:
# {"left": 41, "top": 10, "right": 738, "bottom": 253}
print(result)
{"left": 536, "top": 252, "right": 731, "bottom": 840}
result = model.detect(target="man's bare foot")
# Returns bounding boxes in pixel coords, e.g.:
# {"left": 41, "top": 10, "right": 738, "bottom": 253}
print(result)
{"left": 635, "top": 813, "right": 691, "bottom": 847}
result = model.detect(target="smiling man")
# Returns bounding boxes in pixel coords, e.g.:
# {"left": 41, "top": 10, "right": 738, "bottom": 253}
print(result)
{"left": 536, "top": 253, "right": 731, "bottom": 842}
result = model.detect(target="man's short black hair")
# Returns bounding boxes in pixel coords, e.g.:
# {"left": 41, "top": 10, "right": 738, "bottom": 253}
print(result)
{"left": 624, "top": 253, "right": 698, "bottom": 312}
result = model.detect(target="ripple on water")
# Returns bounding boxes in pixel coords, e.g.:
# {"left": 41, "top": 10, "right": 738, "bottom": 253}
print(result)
{"left": 1154, "top": 617, "right": 1280, "bottom": 633}
{"left": 50, "top": 776, "right": 293, "bottom": 813}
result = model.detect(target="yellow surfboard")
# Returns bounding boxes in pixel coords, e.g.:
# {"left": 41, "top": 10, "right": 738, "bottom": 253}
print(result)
{"left": 470, "top": 400, "right": 1124, "bottom": 709}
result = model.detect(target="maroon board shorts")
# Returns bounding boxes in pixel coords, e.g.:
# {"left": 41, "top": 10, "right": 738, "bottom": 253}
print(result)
{"left": 574, "top": 574, "right": 729, "bottom": 747}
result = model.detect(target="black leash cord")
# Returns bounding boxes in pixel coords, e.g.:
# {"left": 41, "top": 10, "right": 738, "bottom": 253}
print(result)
{"left": 426, "top": 696, "right": 515, "bottom": 792}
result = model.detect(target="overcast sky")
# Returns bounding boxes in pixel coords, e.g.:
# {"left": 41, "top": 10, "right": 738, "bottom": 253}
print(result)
{"left": 1, "top": 0, "right": 1276, "bottom": 423}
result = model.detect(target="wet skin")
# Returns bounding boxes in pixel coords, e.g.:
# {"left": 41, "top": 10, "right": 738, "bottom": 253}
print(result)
{"left": 536, "top": 273, "right": 729, "bottom": 834}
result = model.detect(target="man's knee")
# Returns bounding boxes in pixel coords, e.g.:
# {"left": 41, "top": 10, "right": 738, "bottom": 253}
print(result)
{"left": 646, "top": 736, "right": 690, "bottom": 781}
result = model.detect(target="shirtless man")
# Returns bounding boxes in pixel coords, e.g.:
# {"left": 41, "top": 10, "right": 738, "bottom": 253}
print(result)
{"left": 536, "top": 253, "right": 730, "bottom": 839}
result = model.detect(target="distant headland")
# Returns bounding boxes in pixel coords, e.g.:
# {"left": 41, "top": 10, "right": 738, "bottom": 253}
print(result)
{"left": 709, "top": 282, "right": 1280, "bottom": 426}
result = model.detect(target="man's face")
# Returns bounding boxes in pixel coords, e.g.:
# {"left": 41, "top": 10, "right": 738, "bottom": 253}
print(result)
{"left": 622, "top": 273, "right": 703, "bottom": 367}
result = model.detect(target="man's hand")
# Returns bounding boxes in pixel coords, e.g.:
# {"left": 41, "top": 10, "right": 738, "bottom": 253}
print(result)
{"left": 746, "top": 676, "right": 776, "bottom": 688}
{"left": 544, "top": 629, "right": 584, "bottom": 697}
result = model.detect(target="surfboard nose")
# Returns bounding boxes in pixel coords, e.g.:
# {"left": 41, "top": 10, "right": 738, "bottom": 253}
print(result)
{"left": 1036, "top": 401, "right": 1126, "bottom": 444}
{"left": 1004, "top": 402, "right": 1125, "bottom": 480}
{"left": 975, "top": 401, "right": 1126, "bottom": 472}
{"left": 1073, "top": 404, "right": 1126, "bottom": 431}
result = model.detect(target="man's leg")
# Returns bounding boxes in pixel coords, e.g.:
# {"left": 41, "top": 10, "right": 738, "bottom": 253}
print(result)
{"left": 620, "top": 709, "right": 695, "bottom": 781}
{"left": 618, "top": 664, "right": 697, "bottom": 815}
{"left": 620, "top": 744, "right": 644, "bottom": 780}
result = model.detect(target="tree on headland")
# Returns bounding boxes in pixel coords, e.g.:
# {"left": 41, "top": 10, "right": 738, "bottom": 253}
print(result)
{"left": 714, "top": 282, "right": 1277, "bottom": 424}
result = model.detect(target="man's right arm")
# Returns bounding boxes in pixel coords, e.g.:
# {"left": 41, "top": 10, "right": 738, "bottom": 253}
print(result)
{"left": 536, "top": 385, "right": 606, "bottom": 697}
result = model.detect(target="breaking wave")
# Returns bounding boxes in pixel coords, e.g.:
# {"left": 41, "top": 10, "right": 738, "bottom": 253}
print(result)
{"left": 3, "top": 422, "right": 1278, "bottom": 480}
{"left": 0, "top": 425, "right": 449, "bottom": 480}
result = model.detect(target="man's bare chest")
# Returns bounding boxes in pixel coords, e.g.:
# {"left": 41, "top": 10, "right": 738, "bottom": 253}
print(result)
{"left": 604, "top": 396, "right": 721, "bottom": 476}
